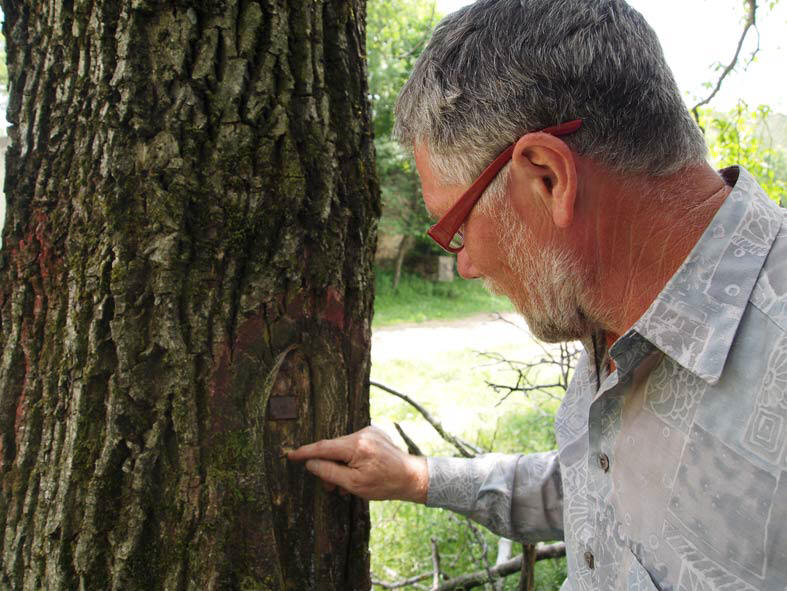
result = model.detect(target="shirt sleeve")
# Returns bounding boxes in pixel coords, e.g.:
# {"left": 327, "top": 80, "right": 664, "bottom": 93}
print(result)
{"left": 425, "top": 451, "right": 564, "bottom": 542}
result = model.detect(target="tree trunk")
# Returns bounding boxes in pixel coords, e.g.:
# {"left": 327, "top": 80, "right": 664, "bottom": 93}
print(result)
{"left": 518, "top": 544, "right": 537, "bottom": 591}
{"left": 0, "top": 1, "right": 379, "bottom": 590}
{"left": 391, "top": 234, "right": 414, "bottom": 292}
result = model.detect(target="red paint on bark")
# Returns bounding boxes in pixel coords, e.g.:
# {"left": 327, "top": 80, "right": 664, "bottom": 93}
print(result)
{"left": 321, "top": 287, "right": 345, "bottom": 330}
{"left": 208, "top": 309, "right": 268, "bottom": 436}
{"left": 33, "top": 212, "right": 53, "bottom": 281}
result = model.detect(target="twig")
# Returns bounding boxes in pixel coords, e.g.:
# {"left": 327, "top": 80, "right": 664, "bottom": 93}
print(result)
{"left": 372, "top": 571, "right": 432, "bottom": 590}
{"left": 394, "top": 1, "right": 439, "bottom": 60}
{"left": 431, "top": 538, "right": 441, "bottom": 591}
{"left": 487, "top": 382, "right": 566, "bottom": 397}
{"left": 371, "top": 381, "right": 479, "bottom": 458}
{"left": 433, "top": 543, "right": 566, "bottom": 591}
{"left": 464, "top": 518, "right": 495, "bottom": 588}
{"left": 394, "top": 422, "right": 424, "bottom": 456}
{"left": 692, "top": 0, "right": 758, "bottom": 123}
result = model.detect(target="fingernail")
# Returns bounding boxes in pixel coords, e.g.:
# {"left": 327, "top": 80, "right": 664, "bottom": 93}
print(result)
{"left": 305, "top": 459, "right": 319, "bottom": 472}
{"left": 281, "top": 446, "right": 294, "bottom": 458}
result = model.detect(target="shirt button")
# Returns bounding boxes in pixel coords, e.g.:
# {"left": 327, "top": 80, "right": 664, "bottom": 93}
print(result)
{"left": 598, "top": 453, "right": 610, "bottom": 472}
{"left": 584, "top": 550, "right": 595, "bottom": 570}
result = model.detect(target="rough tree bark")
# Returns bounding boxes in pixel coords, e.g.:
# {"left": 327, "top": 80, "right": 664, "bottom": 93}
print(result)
{"left": 0, "top": 1, "right": 379, "bottom": 589}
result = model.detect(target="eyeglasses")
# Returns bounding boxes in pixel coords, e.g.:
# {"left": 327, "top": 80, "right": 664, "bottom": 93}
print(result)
{"left": 427, "top": 119, "right": 583, "bottom": 253}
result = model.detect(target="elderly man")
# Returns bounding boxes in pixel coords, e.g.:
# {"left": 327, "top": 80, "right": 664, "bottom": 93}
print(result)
{"left": 288, "top": 0, "right": 787, "bottom": 589}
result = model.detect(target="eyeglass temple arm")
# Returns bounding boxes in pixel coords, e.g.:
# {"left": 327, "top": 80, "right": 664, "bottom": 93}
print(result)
{"left": 427, "top": 143, "right": 517, "bottom": 251}
{"left": 427, "top": 119, "right": 583, "bottom": 251}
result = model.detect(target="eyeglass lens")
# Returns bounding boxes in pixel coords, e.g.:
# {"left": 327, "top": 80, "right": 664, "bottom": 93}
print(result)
{"left": 448, "top": 230, "right": 464, "bottom": 250}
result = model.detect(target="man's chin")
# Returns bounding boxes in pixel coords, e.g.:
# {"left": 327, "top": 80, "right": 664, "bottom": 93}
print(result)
{"left": 482, "top": 278, "right": 589, "bottom": 343}
{"left": 482, "top": 277, "right": 507, "bottom": 298}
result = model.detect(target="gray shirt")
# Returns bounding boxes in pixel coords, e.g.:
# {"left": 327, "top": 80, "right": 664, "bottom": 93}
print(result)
{"left": 426, "top": 167, "right": 787, "bottom": 590}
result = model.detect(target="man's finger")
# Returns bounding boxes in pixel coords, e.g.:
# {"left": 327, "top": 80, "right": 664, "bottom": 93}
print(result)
{"left": 305, "top": 459, "right": 355, "bottom": 491}
{"left": 287, "top": 438, "right": 354, "bottom": 463}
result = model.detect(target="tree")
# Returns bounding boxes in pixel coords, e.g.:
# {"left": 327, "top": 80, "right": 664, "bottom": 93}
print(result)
{"left": 367, "top": 0, "right": 439, "bottom": 289}
{"left": 0, "top": 1, "right": 379, "bottom": 589}
{"left": 702, "top": 103, "right": 787, "bottom": 204}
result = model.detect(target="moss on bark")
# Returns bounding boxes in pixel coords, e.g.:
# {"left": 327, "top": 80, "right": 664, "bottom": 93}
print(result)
{"left": 0, "top": 1, "right": 378, "bottom": 589}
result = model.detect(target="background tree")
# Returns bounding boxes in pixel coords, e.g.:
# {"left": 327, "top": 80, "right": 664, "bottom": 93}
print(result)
{"left": 0, "top": 1, "right": 378, "bottom": 589}
{"left": 701, "top": 103, "right": 787, "bottom": 204}
{"left": 366, "top": 0, "right": 786, "bottom": 589}
{"left": 368, "top": 0, "right": 440, "bottom": 289}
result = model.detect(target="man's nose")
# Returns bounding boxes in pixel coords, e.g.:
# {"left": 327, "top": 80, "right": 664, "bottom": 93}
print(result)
{"left": 456, "top": 249, "right": 482, "bottom": 279}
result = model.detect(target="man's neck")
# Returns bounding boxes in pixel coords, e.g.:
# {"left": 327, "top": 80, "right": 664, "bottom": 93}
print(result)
{"left": 573, "top": 161, "right": 732, "bottom": 337}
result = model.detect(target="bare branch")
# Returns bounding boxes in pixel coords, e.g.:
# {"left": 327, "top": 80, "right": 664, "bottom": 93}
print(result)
{"left": 372, "top": 571, "right": 432, "bottom": 590}
{"left": 394, "top": 1, "right": 439, "bottom": 60}
{"left": 371, "top": 381, "right": 480, "bottom": 457}
{"left": 464, "top": 518, "right": 496, "bottom": 587}
{"left": 434, "top": 543, "right": 567, "bottom": 591}
{"left": 431, "top": 538, "right": 442, "bottom": 591}
{"left": 487, "top": 382, "right": 566, "bottom": 397}
{"left": 692, "top": 0, "right": 758, "bottom": 122}
{"left": 394, "top": 422, "right": 424, "bottom": 456}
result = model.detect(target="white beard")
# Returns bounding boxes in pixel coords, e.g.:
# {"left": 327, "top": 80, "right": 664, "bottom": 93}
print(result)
{"left": 486, "top": 202, "right": 595, "bottom": 343}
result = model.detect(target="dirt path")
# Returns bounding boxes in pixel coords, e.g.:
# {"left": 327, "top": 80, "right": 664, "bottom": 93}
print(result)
{"left": 371, "top": 312, "right": 545, "bottom": 363}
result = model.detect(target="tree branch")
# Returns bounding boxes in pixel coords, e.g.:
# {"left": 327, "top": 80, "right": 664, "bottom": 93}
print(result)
{"left": 430, "top": 538, "right": 442, "bottom": 591}
{"left": 372, "top": 571, "right": 432, "bottom": 590}
{"left": 464, "top": 518, "right": 496, "bottom": 588}
{"left": 433, "top": 543, "right": 566, "bottom": 591}
{"left": 394, "top": 422, "right": 424, "bottom": 456}
{"left": 370, "top": 381, "right": 481, "bottom": 457}
{"left": 692, "top": 0, "right": 758, "bottom": 123}
{"left": 494, "top": 538, "right": 514, "bottom": 591}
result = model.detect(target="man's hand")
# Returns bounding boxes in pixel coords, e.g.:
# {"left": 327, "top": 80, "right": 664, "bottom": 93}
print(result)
{"left": 286, "top": 426, "right": 428, "bottom": 503}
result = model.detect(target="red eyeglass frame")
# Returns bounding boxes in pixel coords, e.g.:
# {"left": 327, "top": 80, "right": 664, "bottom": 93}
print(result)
{"left": 427, "top": 119, "right": 583, "bottom": 253}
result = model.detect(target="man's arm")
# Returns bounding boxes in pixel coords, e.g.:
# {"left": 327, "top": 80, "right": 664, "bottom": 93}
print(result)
{"left": 427, "top": 452, "right": 563, "bottom": 542}
{"left": 287, "top": 426, "right": 564, "bottom": 542}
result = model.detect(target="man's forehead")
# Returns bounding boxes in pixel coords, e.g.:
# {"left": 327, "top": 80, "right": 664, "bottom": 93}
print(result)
{"left": 414, "top": 144, "right": 463, "bottom": 192}
{"left": 414, "top": 144, "right": 474, "bottom": 221}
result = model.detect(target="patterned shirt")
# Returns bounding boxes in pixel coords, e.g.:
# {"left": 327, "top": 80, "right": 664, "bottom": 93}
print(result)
{"left": 426, "top": 167, "right": 787, "bottom": 590}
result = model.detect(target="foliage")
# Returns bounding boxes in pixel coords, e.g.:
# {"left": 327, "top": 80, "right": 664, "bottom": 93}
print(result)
{"left": 0, "top": 43, "right": 6, "bottom": 88}
{"left": 0, "top": 8, "right": 6, "bottom": 89}
{"left": 369, "top": 319, "right": 572, "bottom": 589}
{"left": 368, "top": 0, "right": 438, "bottom": 140}
{"left": 371, "top": 501, "right": 566, "bottom": 591}
{"left": 373, "top": 269, "right": 514, "bottom": 327}
{"left": 701, "top": 102, "right": 787, "bottom": 205}
{"left": 370, "top": 390, "right": 566, "bottom": 590}
{"left": 368, "top": 0, "right": 440, "bottom": 242}
{"left": 375, "top": 138, "right": 433, "bottom": 239}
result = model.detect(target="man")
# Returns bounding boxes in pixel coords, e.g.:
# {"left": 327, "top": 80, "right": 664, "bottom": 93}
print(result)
{"left": 289, "top": 0, "right": 787, "bottom": 589}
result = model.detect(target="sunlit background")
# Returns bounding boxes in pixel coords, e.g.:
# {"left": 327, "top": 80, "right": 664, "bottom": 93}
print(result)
{"left": 436, "top": 0, "right": 787, "bottom": 111}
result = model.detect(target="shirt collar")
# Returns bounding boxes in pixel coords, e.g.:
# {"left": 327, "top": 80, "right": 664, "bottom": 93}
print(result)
{"left": 611, "top": 167, "right": 783, "bottom": 384}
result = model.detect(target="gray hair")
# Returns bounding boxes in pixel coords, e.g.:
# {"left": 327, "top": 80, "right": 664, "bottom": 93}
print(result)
{"left": 394, "top": 0, "right": 707, "bottom": 205}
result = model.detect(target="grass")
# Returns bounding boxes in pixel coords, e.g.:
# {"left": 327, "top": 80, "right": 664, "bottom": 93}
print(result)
{"left": 372, "top": 268, "right": 514, "bottom": 327}
{"left": 368, "top": 265, "right": 568, "bottom": 589}
{"left": 369, "top": 320, "right": 568, "bottom": 590}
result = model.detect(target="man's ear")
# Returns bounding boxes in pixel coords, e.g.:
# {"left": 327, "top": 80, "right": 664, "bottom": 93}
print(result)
{"left": 509, "top": 133, "right": 577, "bottom": 229}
